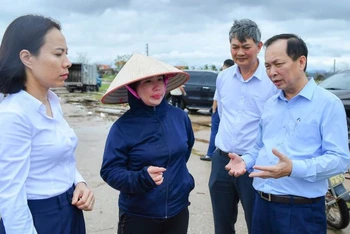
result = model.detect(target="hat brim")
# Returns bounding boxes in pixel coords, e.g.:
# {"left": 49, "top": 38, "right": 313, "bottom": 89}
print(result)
{"left": 101, "top": 54, "right": 189, "bottom": 104}
{"left": 101, "top": 72, "right": 189, "bottom": 104}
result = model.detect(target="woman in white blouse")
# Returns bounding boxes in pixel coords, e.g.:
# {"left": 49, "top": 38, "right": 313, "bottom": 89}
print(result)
{"left": 0, "top": 14, "right": 94, "bottom": 234}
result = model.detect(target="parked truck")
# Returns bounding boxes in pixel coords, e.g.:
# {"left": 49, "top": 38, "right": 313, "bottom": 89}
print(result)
{"left": 65, "top": 63, "right": 101, "bottom": 92}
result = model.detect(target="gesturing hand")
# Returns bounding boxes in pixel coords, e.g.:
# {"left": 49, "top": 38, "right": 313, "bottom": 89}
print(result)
{"left": 249, "top": 148, "right": 292, "bottom": 179}
{"left": 225, "top": 153, "right": 246, "bottom": 177}
{"left": 147, "top": 166, "right": 166, "bottom": 185}
{"left": 72, "top": 182, "right": 95, "bottom": 211}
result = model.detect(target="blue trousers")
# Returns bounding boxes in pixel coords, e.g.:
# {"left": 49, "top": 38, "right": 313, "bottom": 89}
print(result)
{"left": 209, "top": 149, "right": 255, "bottom": 234}
{"left": 252, "top": 192, "right": 326, "bottom": 234}
{"left": 0, "top": 185, "right": 85, "bottom": 234}
{"left": 118, "top": 207, "right": 189, "bottom": 234}
{"left": 206, "top": 111, "right": 220, "bottom": 157}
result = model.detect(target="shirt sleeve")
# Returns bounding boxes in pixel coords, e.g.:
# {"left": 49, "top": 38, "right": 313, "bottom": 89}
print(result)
{"left": 0, "top": 111, "right": 37, "bottom": 234}
{"left": 74, "top": 169, "right": 85, "bottom": 185}
{"left": 241, "top": 119, "right": 263, "bottom": 171}
{"left": 291, "top": 98, "right": 350, "bottom": 181}
{"left": 213, "top": 89, "right": 218, "bottom": 101}
{"left": 216, "top": 73, "right": 223, "bottom": 119}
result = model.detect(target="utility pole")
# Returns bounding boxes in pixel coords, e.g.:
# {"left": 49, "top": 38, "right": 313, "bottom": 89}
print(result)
{"left": 145, "top": 43, "right": 149, "bottom": 56}
{"left": 333, "top": 59, "right": 336, "bottom": 73}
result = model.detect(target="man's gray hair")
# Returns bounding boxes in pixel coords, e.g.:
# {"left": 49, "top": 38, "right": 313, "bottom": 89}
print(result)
{"left": 229, "top": 19, "right": 261, "bottom": 45}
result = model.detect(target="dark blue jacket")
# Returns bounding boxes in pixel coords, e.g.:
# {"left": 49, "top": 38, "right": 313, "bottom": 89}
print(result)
{"left": 100, "top": 92, "right": 195, "bottom": 218}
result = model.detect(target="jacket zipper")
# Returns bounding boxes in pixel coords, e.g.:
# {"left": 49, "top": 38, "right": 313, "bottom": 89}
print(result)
{"left": 154, "top": 105, "right": 170, "bottom": 218}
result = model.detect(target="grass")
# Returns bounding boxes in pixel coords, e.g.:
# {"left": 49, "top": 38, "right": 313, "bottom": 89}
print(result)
{"left": 91, "top": 76, "right": 114, "bottom": 100}
{"left": 89, "top": 83, "right": 110, "bottom": 101}
{"left": 102, "top": 74, "right": 115, "bottom": 82}
{"left": 100, "top": 83, "right": 109, "bottom": 93}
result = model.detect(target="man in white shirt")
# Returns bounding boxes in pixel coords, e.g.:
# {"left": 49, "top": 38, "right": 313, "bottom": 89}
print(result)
{"left": 225, "top": 33, "right": 350, "bottom": 234}
{"left": 201, "top": 59, "right": 235, "bottom": 161}
{"left": 208, "top": 19, "right": 277, "bottom": 234}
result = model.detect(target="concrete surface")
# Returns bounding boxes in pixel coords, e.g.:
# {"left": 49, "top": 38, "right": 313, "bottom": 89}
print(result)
{"left": 61, "top": 99, "right": 350, "bottom": 234}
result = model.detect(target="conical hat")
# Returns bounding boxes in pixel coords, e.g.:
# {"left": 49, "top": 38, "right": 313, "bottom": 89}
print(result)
{"left": 101, "top": 54, "right": 189, "bottom": 104}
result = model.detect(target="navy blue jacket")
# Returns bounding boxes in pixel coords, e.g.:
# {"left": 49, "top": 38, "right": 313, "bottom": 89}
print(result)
{"left": 100, "top": 92, "right": 195, "bottom": 218}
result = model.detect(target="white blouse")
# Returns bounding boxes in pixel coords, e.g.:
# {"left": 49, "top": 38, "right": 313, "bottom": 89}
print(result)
{"left": 0, "top": 90, "right": 84, "bottom": 233}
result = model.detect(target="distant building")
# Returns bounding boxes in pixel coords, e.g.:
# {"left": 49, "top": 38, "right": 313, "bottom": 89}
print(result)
{"left": 97, "top": 64, "right": 116, "bottom": 75}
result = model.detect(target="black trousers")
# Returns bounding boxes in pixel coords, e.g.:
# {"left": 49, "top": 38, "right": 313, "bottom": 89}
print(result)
{"left": 209, "top": 149, "right": 255, "bottom": 234}
{"left": 118, "top": 207, "right": 189, "bottom": 234}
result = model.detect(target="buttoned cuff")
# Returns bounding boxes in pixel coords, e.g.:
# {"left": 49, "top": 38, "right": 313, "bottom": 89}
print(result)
{"left": 289, "top": 160, "right": 307, "bottom": 178}
{"left": 241, "top": 154, "right": 254, "bottom": 172}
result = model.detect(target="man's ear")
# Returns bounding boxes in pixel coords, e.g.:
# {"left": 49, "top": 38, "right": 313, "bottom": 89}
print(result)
{"left": 299, "top": 56, "right": 307, "bottom": 71}
{"left": 257, "top": 41, "right": 263, "bottom": 53}
{"left": 19, "top": 49, "right": 33, "bottom": 68}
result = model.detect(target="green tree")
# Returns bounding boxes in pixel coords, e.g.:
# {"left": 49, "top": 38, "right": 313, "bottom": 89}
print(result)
{"left": 201, "top": 64, "right": 209, "bottom": 70}
{"left": 210, "top": 65, "right": 217, "bottom": 71}
{"left": 314, "top": 74, "right": 326, "bottom": 83}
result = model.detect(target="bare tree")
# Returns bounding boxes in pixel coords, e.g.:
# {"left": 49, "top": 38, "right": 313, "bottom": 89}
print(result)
{"left": 115, "top": 54, "right": 132, "bottom": 71}
{"left": 75, "top": 52, "right": 90, "bottom": 64}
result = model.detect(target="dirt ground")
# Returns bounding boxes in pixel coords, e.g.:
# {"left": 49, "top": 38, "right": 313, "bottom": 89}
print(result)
{"left": 57, "top": 88, "right": 350, "bottom": 234}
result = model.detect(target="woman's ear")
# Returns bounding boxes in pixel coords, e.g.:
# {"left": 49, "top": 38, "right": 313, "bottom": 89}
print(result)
{"left": 19, "top": 49, "right": 33, "bottom": 68}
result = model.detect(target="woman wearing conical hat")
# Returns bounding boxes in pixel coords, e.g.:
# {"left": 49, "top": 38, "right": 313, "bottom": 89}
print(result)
{"left": 100, "top": 54, "right": 195, "bottom": 234}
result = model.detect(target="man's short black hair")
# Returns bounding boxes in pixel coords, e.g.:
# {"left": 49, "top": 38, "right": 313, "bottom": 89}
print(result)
{"left": 264, "top": 33, "right": 308, "bottom": 71}
{"left": 223, "top": 59, "right": 235, "bottom": 67}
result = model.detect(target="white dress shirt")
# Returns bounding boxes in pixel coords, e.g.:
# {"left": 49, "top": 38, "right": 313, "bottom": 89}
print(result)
{"left": 170, "top": 87, "right": 182, "bottom": 95}
{"left": 213, "top": 89, "right": 218, "bottom": 101}
{"left": 242, "top": 79, "right": 350, "bottom": 197}
{"left": 215, "top": 61, "right": 278, "bottom": 155}
{"left": 0, "top": 90, "right": 84, "bottom": 233}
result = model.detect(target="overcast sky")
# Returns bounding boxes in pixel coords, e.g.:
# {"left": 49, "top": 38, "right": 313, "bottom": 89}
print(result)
{"left": 1, "top": 0, "right": 350, "bottom": 72}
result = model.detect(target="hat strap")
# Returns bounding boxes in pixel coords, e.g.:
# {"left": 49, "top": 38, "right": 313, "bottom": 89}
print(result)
{"left": 164, "top": 76, "right": 169, "bottom": 85}
{"left": 125, "top": 85, "right": 140, "bottom": 99}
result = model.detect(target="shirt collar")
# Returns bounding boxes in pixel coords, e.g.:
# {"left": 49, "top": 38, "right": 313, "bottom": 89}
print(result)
{"left": 16, "top": 89, "right": 59, "bottom": 111}
{"left": 276, "top": 78, "right": 316, "bottom": 101}
{"left": 233, "top": 59, "right": 265, "bottom": 82}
